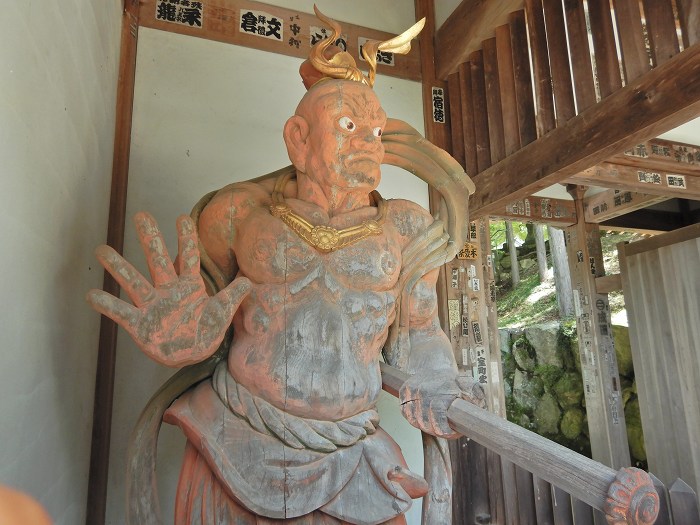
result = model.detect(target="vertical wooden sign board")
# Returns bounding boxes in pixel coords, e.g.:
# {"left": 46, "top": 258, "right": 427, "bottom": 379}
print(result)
{"left": 453, "top": 221, "right": 504, "bottom": 415}
{"left": 566, "top": 186, "right": 630, "bottom": 469}
{"left": 479, "top": 219, "right": 507, "bottom": 419}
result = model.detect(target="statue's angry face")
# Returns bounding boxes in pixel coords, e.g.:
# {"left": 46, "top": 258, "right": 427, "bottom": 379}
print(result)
{"left": 287, "top": 80, "right": 387, "bottom": 192}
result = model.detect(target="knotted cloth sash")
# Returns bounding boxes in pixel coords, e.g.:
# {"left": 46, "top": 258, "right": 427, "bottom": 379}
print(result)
{"left": 211, "top": 361, "right": 380, "bottom": 452}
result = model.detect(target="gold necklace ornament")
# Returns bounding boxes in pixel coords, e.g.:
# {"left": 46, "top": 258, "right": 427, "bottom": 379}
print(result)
{"left": 270, "top": 173, "right": 387, "bottom": 254}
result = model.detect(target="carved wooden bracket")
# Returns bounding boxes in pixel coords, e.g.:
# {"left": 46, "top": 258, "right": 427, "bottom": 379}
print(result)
{"left": 604, "top": 467, "right": 660, "bottom": 524}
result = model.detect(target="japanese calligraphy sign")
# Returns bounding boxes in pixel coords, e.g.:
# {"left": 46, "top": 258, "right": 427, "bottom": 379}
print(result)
{"left": 637, "top": 170, "right": 662, "bottom": 185}
{"left": 431, "top": 87, "right": 445, "bottom": 123}
{"left": 309, "top": 25, "right": 347, "bottom": 50}
{"left": 457, "top": 242, "right": 479, "bottom": 260}
{"left": 472, "top": 346, "right": 487, "bottom": 384}
{"left": 156, "top": 0, "right": 203, "bottom": 28}
{"left": 240, "top": 9, "right": 283, "bottom": 41}
{"left": 667, "top": 174, "right": 686, "bottom": 189}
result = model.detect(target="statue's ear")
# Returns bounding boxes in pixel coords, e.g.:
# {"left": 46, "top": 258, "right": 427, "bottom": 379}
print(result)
{"left": 283, "top": 115, "right": 310, "bottom": 172}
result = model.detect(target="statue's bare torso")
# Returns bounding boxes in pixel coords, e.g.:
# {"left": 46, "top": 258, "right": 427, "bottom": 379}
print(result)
{"left": 199, "top": 177, "right": 434, "bottom": 420}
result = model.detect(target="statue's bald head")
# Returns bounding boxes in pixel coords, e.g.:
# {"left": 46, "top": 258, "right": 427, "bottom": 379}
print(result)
{"left": 283, "top": 80, "right": 386, "bottom": 192}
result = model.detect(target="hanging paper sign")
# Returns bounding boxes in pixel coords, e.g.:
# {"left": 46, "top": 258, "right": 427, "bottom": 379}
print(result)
{"left": 240, "top": 9, "right": 283, "bottom": 41}
{"left": 156, "top": 0, "right": 203, "bottom": 27}
{"left": 448, "top": 300, "right": 461, "bottom": 330}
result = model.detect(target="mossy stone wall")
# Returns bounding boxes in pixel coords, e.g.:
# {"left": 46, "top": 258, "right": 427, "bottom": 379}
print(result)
{"left": 499, "top": 322, "right": 646, "bottom": 467}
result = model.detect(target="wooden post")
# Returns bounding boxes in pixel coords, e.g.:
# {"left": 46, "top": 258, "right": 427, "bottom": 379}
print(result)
{"left": 565, "top": 185, "right": 630, "bottom": 469}
{"left": 86, "top": 3, "right": 139, "bottom": 525}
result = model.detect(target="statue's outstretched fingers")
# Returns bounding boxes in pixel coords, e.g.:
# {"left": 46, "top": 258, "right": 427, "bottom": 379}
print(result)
{"left": 94, "top": 245, "right": 155, "bottom": 307}
{"left": 134, "top": 212, "right": 178, "bottom": 287}
{"left": 175, "top": 215, "right": 200, "bottom": 277}
{"left": 86, "top": 289, "right": 140, "bottom": 334}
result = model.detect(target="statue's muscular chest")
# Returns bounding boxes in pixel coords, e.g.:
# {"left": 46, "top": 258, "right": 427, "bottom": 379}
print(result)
{"left": 234, "top": 206, "right": 401, "bottom": 293}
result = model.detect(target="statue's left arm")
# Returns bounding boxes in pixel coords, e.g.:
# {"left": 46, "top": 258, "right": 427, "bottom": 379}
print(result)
{"left": 399, "top": 266, "right": 486, "bottom": 438}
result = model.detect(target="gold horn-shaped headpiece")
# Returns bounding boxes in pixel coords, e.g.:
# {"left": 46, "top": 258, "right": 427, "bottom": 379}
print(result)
{"left": 304, "top": 5, "right": 425, "bottom": 88}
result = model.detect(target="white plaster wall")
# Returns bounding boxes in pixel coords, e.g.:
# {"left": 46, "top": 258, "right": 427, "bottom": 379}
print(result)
{"left": 0, "top": 1, "right": 122, "bottom": 523}
{"left": 107, "top": 3, "right": 431, "bottom": 523}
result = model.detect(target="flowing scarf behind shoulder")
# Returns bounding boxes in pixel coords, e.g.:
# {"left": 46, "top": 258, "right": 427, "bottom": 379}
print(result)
{"left": 125, "top": 118, "right": 474, "bottom": 525}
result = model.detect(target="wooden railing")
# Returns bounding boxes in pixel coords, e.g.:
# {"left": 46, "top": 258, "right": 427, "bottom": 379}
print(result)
{"left": 381, "top": 363, "right": 665, "bottom": 524}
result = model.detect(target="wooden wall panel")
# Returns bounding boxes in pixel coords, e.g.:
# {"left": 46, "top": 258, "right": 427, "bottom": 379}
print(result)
{"left": 459, "top": 63, "right": 479, "bottom": 176}
{"left": 509, "top": 10, "right": 537, "bottom": 147}
{"left": 483, "top": 38, "right": 506, "bottom": 163}
{"left": 641, "top": 0, "right": 681, "bottom": 66}
{"left": 542, "top": 0, "right": 575, "bottom": 124}
{"left": 563, "top": 0, "right": 596, "bottom": 111}
{"left": 448, "top": 73, "right": 466, "bottom": 168}
{"left": 587, "top": 0, "right": 623, "bottom": 98}
{"left": 525, "top": 0, "right": 556, "bottom": 136}
{"left": 611, "top": 0, "right": 651, "bottom": 83}
{"left": 621, "top": 224, "right": 700, "bottom": 493}
{"left": 495, "top": 24, "right": 521, "bottom": 156}
{"left": 676, "top": 0, "right": 700, "bottom": 47}
{"left": 470, "top": 50, "right": 492, "bottom": 172}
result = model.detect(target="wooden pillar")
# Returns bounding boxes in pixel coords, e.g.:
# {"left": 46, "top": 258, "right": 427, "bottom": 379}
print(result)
{"left": 86, "top": 3, "right": 139, "bottom": 525}
{"left": 565, "top": 185, "right": 630, "bottom": 469}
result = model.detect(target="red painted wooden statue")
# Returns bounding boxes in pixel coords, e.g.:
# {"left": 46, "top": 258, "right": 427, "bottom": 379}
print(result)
{"left": 88, "top": 8, "right": 479, "bottom": 524}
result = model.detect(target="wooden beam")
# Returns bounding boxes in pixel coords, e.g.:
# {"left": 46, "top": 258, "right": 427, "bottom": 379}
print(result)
{"left": 86, "top": 3, "right": 140, "bottom": 525}
{"left": 610, "top": 138, "right": 700, "bottom": 176}
{"left": 138, "top": 0, "right": 421, "bottom": 82}
{"left": 595, "top": 273, "right": 622, "bottom": 294}
{"left": 469, "top": 43, "right": 700, "bottom": 219}
{"left": 583, "top": 188, "right": 670, "bottom": 223}
{"left": 491, "top": 195, "right": 576, "bottom": 226}
{"left": 434, "top": 0, "right": 524, "bottom": 80}
{"left": 569, "top": 162, "right": 700, "bottom": 200}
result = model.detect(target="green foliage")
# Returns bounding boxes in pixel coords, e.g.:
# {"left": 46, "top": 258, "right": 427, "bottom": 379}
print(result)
{"left": 490, "top": 220, "right": 529, "bottom": 248}
{"left": 497, "top": 273, "right": 559, "bottom": 327}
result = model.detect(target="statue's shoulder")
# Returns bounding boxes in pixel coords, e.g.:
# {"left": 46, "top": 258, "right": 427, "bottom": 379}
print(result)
{"left": 205, "top": 179, "right": 272, "bottom": 214}
{"left": 385, "top": 198, "right": 435, "bottom": 242}
{"left": 196, "top": 178, "right": 276, "bottom": 278}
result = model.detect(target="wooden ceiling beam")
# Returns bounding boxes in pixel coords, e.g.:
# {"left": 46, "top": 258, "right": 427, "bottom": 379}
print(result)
{"left": 568, "top": 162, "right": 700, "bottom": 200}
{"left": 583, "top": 188, "right": 670, "bottom": 223}
{"left": 469, "top": 43, "right": 700, "bottom": 219}
{"left": 490, "top": 195, "right": 576, "bottom": 225}
{"left": 609, "top": 138, "right": 700, "bottom": 176}
{"left": 434, "top": 0, "right": 523, "bottom": 80}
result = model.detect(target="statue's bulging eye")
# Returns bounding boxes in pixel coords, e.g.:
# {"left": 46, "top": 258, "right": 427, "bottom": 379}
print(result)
{"left": 338, "top": 116, "right": 356, "bottom": 132}
{"left": 373, "top": 127, "right": 382, "bottom": 137}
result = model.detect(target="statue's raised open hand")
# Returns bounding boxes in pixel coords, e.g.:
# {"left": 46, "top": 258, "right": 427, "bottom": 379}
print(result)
{"left": 87, "top": 212, "right": 251, "bottom": 367}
